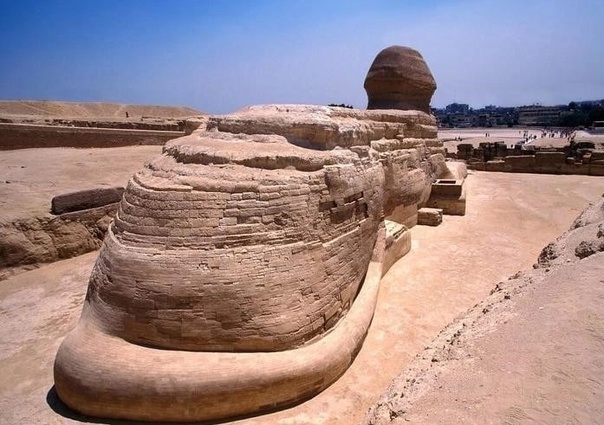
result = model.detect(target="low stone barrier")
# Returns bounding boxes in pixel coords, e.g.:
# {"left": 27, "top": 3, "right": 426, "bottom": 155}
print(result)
{"left": 51, "top": 187, "right": 124, "bottom": 215}
{"left": 0, "top": 123, "right": 183, "bottom": 150}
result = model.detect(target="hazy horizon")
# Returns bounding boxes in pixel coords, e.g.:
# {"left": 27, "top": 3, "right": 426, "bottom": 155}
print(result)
{"left": 1, "top": 0, "right": 603, "bottom": 114}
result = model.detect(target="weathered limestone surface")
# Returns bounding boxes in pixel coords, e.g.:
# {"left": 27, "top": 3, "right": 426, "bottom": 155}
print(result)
{"left": 0, "top": 204, "right": 116, "bottom": 279}
{"left": 0, "top": 188, "right": 127, "bottom": 278}
{"left": 425, "top": 163, "right": 468, "bottom": 216}
{"left": 364, "top": 46, "right": 437, "bottom": 113}
{"left": 460, "top": 141, "right": 604, "bottom": 176}
{"left": 417, "top": 207, "right": 443, "bottom": 226}
{"left": 425, "top": 181, "right": 467, "bottom": 216}
{"left": 383, "top": 220, "right": 412, "bottom": 275}
{"left": 0, "top": 100, "right": 207, "bottom": 150}
{"left": 55, "top": 103, "right": 453, "bottom": 421}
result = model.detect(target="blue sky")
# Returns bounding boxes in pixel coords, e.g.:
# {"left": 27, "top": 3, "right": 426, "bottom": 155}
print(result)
{"left": 1, "top": 0, "right": 603, "bottom": 114}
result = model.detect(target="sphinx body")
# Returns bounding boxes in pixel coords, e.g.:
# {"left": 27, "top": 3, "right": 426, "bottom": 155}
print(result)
{"left": 54, "top": 47, "right": 454, "bottom": 422}
{"left": 53, "top": 104, "right": 448, "bottom": 421}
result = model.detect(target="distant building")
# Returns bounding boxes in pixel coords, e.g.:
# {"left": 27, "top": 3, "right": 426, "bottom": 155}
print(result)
{"left": 445, "top": 103, "right": 470, "bottom": 114}
{"left": 517, "top": 105, "right": 563, "bottom": 126}
{"left": 433, "top": 100, "right": 602, "bottom": 128}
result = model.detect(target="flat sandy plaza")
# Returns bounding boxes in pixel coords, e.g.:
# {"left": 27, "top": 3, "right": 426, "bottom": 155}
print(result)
{"left": 1, "top": 138, "right": 603, "bottom": 424}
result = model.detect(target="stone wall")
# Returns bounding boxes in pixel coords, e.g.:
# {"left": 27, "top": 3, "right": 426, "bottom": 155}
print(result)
{"left": 471, "top": 152, "right": 604, "bottom": 175}
{"left": 93, "top": 157, "right": 384, "bottom": 351}
{"left": 0, "top": 123, "right": 185, "bottom": 150}
{"left": 458, "top": 142, "right": 604, "bottom": 176}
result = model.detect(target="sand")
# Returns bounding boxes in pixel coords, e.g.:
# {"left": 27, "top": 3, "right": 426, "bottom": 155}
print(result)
{"left": 0, "top": 146, "right": 162, "bottom": 223}
{"left": 1, "top": 139, "right": 604, "bottom": 424}
{"left": 367, "top": 251, "right": 604, "bottom": 424}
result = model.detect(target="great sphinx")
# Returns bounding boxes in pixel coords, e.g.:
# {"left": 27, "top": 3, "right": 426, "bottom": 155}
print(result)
{"left": 54, "top": 46, "right": 465, "bottom": 422}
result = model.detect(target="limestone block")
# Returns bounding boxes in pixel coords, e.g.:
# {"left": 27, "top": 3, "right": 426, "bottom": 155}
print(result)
{"left": 387, "top": 204, "right": 418, "bottom": 229}
{"left": 505, "top": 155, "right": 536, "bottom": 172}
{"left": 0, "top": 203, "right": 117, "bottom": 273}
{"left": 591, "top": 151, "right": 604, "bottom": 161}
{"left": 534, "top": 151, "right": 566, "bottom": 173}
{"left": 417, "top": 207, "right": 443, "bottom": 226}
{"left": 438, "top": 160, "right": 468, "bottom": 180}
{"left": 456, "top": 143, "right": 474, "bottom": 160}
{"left": 51, "top": 186, "right": 124, "bottom": 214}
{"left": 426, "top": 179, "right": 467, "bottom": 216}
{"left": 590, "top": 164, "right": 604, "bottom": 176}
{"left": 431, "top": 179, "right": 463, "bottom": 197}
{"left": 383, "top": 220, "right": 411, "bottom": 274}
{"left": 485, "top": 160, "right": 507, "bottom": 172}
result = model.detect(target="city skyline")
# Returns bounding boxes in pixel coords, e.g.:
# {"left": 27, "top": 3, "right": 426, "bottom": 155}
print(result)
{"left": 1, "top": 0, "right": 603, "bottom": 114}
{"left": 435, "top": 98, "right": 604, "bottom": 110}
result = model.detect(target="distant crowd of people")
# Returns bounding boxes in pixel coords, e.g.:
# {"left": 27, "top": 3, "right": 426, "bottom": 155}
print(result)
{"left": 539, "top": 129, "right": 574, "bottom": 139}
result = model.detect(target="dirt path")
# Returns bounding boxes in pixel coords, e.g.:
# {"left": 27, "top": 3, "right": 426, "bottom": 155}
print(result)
{"left": 1, "top": 171, "right": 603, "bottom": 424}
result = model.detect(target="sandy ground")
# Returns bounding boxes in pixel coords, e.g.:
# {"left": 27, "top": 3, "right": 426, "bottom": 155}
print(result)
{"left": 0, "top": 146, "right": 162, "bottom": 223}
{"left": 438, "top": 128, "right": 604, "bottom": 154}
{"left": 368, "top": 251, "right": 604, "bottom": 424}
{"left": 1, "top": 141, "right": 604, "bottom": 424}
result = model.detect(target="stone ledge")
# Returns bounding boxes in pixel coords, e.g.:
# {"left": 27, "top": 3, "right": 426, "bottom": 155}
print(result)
{"left": 51, "top": 187, "right": 124, "bottom": 215}
{"left": 383, "top": 220, "right": 412, "bottom": 274}
{"left": 431, "top": 179, "right": 463, "bottom": 197}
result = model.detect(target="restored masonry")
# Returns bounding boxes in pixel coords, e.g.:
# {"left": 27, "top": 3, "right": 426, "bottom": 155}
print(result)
{"left": 53, "top": 46, "right": 467, "bottom": 422}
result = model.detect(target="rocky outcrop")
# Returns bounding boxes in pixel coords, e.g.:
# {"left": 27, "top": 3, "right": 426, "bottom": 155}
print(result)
{"left": 54, "top": 103, "right": 453, "bottom": 422}
{"left": 364, "top": 46, "right": 437, "bottom": 113}
{"left": 0, "top": 188, "right": 128, "bottom": 279}
{"left": 538, "top": 195, "right": 604, "bottom": 266}
{"left": 0, "top": 205, "right": 116, "bottom": 280}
